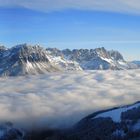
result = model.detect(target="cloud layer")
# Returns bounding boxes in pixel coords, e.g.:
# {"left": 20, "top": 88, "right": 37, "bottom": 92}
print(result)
{"left": 0, "top": 70, "right": 140, "bottom": 129}
{"left": 0, "top": 0, "right": 140, "bottom": 14}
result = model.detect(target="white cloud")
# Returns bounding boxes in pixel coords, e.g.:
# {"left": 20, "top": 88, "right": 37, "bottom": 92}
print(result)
{"left": 0, "top": 0, "right": 140, "bottom": 14}
{"left": 0, "top": 70, "right": 140, "bottom": 129}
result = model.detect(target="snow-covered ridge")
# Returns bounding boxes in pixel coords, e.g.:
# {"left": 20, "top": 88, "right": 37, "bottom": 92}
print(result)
{"left": 0, "top": 44, "right": 139, "bottom": 76}
{"left": 47, "top": 47, "right": 138, "bottom": 70}
{"left": 72, "top": 101, "right": 140, "bottom": 140}
{"left": 47, "top": 50, "right": 82, "bottom": 71}
{"left": 0, "top": 44, "right": 82, "bottom": 76}
{"left": 94, "top": 101, "right": 140, "bottom": 122}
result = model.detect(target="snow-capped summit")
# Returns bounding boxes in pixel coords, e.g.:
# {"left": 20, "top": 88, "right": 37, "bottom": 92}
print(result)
{"left": 0, "top": 45, "right": 138, "bottom": 76}
{"left": 47, "top": 48, "right": 82, "bottom": 71}
{"left": 109, "top": 50, "right": 124, "bottom": 61}
{"left": 94, "top": 47, "right": 110, "bottom": 59}
{"left": 47, "top": 47, "right": 138, "bottom": 70}
{"left": 0, "top": 44, "right": 59, "bottom": 76}
{"left": 0, "top": 44, "right": 82, "bottom": 76}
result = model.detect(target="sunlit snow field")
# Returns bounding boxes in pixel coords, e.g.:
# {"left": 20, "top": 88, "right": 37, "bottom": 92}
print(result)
{"left": 0, "top": 70, "right": 140, "bottom": 128}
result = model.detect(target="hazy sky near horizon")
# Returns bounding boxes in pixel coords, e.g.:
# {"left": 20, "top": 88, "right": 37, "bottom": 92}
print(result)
{"left": 0, "top": 0, "right": 140, "bottom": 60}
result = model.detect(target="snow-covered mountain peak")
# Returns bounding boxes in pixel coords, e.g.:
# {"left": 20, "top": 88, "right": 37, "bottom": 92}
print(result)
{"left": 94, "top": 47, "right": 110, "bottom": 58}
{"left": 109, "top": 50, "right": 124, "bottom": 61}
{"left": 9, "top": 44, "right": 50, "bottom": 62}
{"left": 0, "top": 44, "right": 82, "bottom": 76}
{"left": 0, "top": 45, "right": 138, "bottom": 76}
{"left": 47, "top": 47, "right": 138, "bottom": 70}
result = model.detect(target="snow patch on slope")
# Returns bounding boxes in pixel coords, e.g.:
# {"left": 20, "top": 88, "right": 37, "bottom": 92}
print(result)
{"left": 47, "top": 53, "right": 82, "bottom": 71}
{"left": 94, "top": 102, "right": 140, "bottom": 122}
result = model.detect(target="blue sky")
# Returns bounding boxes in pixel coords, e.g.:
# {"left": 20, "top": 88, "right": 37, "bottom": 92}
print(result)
{"left": 0, "top": 0, "right": 140, "bottom": 60}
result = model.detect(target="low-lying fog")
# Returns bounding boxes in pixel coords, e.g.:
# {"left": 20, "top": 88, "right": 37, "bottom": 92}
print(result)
{"left": 0, "top": 70, "right": 140, "bottom": 129}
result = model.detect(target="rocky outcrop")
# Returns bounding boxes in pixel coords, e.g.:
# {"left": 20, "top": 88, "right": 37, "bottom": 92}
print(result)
{"left": 47, "top": 47, "right": 138, "bottom": 70}
{"left": 0, "top": 44, "right": 82, "bottom": 76}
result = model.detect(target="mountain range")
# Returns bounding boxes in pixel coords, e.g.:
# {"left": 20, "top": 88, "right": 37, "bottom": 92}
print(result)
{"left": 47, "top": 47, "right": 138, "bottom": 70}
{"left": 0, "top": 44, "right": 139, "bottom": 76}
{"left": 0, "top": 44, "right": 81, "bottom": 76}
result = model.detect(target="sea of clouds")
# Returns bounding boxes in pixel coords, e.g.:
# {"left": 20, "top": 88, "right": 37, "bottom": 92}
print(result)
{"left": 0, "top": 70, "right": 140, "bottom": 129}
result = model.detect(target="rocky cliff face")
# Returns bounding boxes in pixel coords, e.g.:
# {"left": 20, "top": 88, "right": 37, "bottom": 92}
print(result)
{"left": 0, "top": 44, "right": 82, "bottom": 76}
{"left": 0, "top": 44, "right": 138, "bottom": 76}
{"left": 0, "top": 44, "right": 58, "bottom": 76}
{"left": 109, "top": 50, "right": 124, "bottom": 61}
{"left": 47, "top": 47, "right": 138, "bottom": 70}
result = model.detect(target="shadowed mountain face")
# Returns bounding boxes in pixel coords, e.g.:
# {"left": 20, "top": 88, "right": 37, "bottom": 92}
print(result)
{"left": 0, "top": 44, "right": 59, "bottom": 76}
{"left": 47, "top": 47, "right": 138, "bottom": 70}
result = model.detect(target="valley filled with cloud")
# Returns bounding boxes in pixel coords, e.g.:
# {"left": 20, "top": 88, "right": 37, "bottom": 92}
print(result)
{"left": 0, "top": 70, "right": 140, "bottom": 129}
